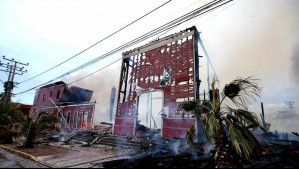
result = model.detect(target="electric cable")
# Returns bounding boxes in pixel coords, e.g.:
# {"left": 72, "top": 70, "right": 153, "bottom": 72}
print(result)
{"left": 68, "top": 0, "right": 233, "bottom": 86}
{"left": 15, "top": 0, "right": 233, "bottom": 95}
{"left": 19, "top": 0, "right": 173, "bottom": 84}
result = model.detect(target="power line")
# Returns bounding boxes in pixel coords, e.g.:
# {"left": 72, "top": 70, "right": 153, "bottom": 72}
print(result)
{"left": 167, "top": 0, "right": 239, "bottom": 90}
{"left": 66, "top": 2, "right": 206, "bottom": 86}
{"left": 19, "top": 0, "right": 173, "bottom": 84}
{"left": 16, "top": 0, "right": 233, "bottom": 95}
{"left": 64, "top": 0, "right": 233, "bottom": 86}
{"left": 67, "top": 30, "right": 172, "bottom": 86}
{"left": 67, "top": 58, "right": 122, "bottom": 85}
{"left": 16, "top": 0, "right": 232, "bottom": 95}
{"left": 67, "top": 26, "right": 171, "bottom": 86}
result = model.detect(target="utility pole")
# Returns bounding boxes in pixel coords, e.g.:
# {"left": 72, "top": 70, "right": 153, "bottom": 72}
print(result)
{"left": 285, "top": 101, "right": 295, "bottom": 113}
{"left": 285, "top": 101, "right": 295, "bottom": 126}
{"left": 0, "top": 56, "right": 29, "bottom": 103}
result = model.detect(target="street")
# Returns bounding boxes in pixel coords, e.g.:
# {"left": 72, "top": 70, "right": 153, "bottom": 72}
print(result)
{"left": 0, "top": 149, "right": 47, "bottom": 168}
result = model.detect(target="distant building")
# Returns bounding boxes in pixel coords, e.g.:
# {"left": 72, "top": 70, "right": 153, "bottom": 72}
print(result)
{"left": 0, "top": 101, "right": 32, "bottom": 116}
{"left": 30, "top": 81, "right": 95, "bottom": 132}
{"left": 19, "top": 103, "right": 33, "bottom": 116}
{"left": 266, "top": 110, "right": 299, "bottom": 132}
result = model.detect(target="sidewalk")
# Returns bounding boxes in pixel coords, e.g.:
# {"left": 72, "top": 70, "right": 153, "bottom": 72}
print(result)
{"left": 0, "top": 144, "right": 37, "bottom": 162}
{"left": 0, "top": 143, "right": 54, "bottom": 168}
{"left": 0, "top": 141, "right": 135, "bottom": 168}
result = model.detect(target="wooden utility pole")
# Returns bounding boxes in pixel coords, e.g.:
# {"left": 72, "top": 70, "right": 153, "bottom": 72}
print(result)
{"left": 0, "top": 56, "right": 29, "bottom": 103}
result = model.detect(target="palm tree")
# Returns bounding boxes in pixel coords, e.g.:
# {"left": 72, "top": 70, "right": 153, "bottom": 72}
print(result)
{"left": 0, "top": 102, "right": 25, "bottom": 143}
{"left": 21, "top": 112, "right": 59, "bottom": 148}
{"left": 178, "top": 76, "right": 265, "bottom": 168}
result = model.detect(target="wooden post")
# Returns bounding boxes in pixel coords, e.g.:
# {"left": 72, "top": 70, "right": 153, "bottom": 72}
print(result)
{"left": 261, "top": 102, "right": 266, "bottom": 130}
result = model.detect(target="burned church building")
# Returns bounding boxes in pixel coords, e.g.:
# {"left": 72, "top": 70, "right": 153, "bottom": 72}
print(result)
{"left": 114, "top": 26, "right": 202, "bottom": 138}
{"left": 30, "top": 81, "right": 95, "bottom": 132}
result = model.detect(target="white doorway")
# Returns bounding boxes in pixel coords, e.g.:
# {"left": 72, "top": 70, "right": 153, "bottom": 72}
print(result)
{"left": 137, "top": 90, "right": 164, "bottom": 130}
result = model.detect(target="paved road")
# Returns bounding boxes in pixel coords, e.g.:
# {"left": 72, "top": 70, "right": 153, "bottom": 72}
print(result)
{"left": 0, "top": 149, "right": 47, "bottom": 168}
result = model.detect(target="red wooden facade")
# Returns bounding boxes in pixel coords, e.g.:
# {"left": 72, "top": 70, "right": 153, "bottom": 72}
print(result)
{"left": 30, "top": 81, "right": 95, "bottom": 132}
{"left": 114, "top": 27, "right": 200, "bottom": 138}
{"left": 33, "top": 82, "right": 66, "bottom": 107}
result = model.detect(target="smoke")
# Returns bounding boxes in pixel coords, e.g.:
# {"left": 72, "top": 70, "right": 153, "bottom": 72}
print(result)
{"left": 194, "top": 0, "right": 299, "bottom": 94}
{"left": 170, "top": 140, "right": 181, "bottom": 154}
{"left": 195, "top": 0, "right": 299, "bottom": 133}
{"left": 291, "top": 42, "right": 299, "bottom": 85}
{"left": 290, "top": 42, "right": 299, "bottom": 128}
{"left": 63, "top": 67, "right": 120, "bottom": 125}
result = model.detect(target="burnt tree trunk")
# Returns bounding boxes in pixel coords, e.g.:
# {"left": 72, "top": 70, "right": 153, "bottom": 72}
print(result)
{"left": 24, "top": 125, "right": 36, "bottom": 148}
{"left": 213, "top": 130, "right": 238, "bottom": 168}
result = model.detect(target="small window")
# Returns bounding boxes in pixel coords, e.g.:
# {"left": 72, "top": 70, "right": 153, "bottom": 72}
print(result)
{"left": 43, "top": 93, "right": 46, "bottom": 101}
{"left": 66, "top": 111, "right": 71, "bottom": 128}
{"left": 49, "top": 91, "right": 53, "bottom": 99}
{"left": 73, "top": 111, "right": 78, "bottom": 129}
{"left": 56, "top": 89, "right": 61, "bottom": 99}
{"left": 37, "top": 94, "right": 40, "bottom": 103}
{"left": 82, "top": 111, "right": 88, "bottom": 129}
{"left": 58, "top": 112, "right": 62, "bottom": 118}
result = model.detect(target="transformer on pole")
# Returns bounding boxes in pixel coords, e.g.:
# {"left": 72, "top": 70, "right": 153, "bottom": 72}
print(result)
{"left": 0, "top": 56, "right": 29, "bottom": 103}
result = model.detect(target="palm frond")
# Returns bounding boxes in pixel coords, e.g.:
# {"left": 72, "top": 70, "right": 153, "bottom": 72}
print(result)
{"left": 203, "top": 111, "right": 221, "bottom": 143}
{"left": 177, "top": 100, "right": 202, "bottom": 119}
{"left": 179, "top": 101, "right": 197, "bottom": 112}
{"left": 37, "top": 111, "right": 47, "bottom": 119}
{"left": 228, "top": 124, "right": 255, "bottom": 159}
{"left": 240, "top": 126, "right": 261, "bottom": 151}
{"left": 186, "top": 123, "right": 201, "bottom": 150}
{"left": 179, "top": 76, "right": 263, "bottom": 161}
{"left": 228, "top": 125, "right": 242, "bottom": 155}
{"left": 224, "top": 116, "right": 261, "bottom": 159}
{"left": 36, "top": 113, "right": 59, "bottom": 132}
{"left": 232, "top": 109, "right": 263, "bottom": 129}
{"left": 222, "top": 76, "right": 261, "bottom": 108}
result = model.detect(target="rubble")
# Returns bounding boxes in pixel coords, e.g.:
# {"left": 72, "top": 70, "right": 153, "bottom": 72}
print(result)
{"left": 53, "top": 124, "right": 299, "bottom": 168}
{"left": 2, "top": 122, "right": 299, "bottom": 168}
{"left": 88, "top": 129, "right": 299, "bottom": 168}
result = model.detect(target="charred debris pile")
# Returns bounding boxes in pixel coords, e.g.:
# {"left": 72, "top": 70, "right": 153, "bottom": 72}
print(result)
{"left": 94, "top": 131, "right": 299, "bottom": 168}
{"left": 35, "top": 124, "right": 299, "bottom": 168}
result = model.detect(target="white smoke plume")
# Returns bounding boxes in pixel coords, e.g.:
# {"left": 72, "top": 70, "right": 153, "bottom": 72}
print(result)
{"left": 63, "top": 67, "right": 120, "bottom": 125}
{"left": 291, "top": 42, "right": 299, "bottom": 85}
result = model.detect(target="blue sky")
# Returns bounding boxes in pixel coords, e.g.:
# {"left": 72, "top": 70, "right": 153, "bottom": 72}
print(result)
{"left": 0, "top": 0, "right": 299, "bottom": 129}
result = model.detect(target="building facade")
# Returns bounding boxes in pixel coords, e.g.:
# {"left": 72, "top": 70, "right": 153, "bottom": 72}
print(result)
{"left": 30, "top": 81, "right": 95, "bottom": 132}
{"left": 114, "top": 27, "right": 201, "bottom": 138}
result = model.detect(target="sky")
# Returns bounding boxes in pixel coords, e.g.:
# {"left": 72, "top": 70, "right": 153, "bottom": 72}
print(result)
{"left": 0, "top": 0, "right": 299, "bottom": 132}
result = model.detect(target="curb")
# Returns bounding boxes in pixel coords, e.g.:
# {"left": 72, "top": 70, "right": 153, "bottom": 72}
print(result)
{"left": 0, "top": 144, "right": 38, "bottom": 162}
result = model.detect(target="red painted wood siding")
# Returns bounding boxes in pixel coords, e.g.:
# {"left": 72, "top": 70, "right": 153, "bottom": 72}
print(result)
{"left": 162, "top": 118, "right": 195, "bottom": 138}
{"left": 33, "top": 83, "right": 66, "bottom": 106}
{"left": 32, "top": 104, "right": 94, "bottom": 132}
{"left": 113, "top": 117, "right": 134, "bottom": 136}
